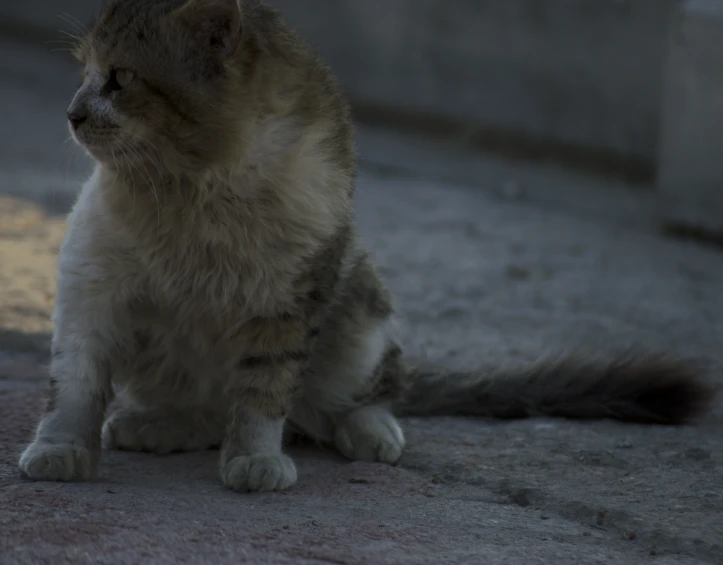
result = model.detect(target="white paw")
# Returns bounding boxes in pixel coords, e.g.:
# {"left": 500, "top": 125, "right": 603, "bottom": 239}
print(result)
{"left": 19, "top": 440, "right": 95, "bottom": 481}
{"left": 334, "top": 406, "right": 405, "bottom": 464}
{"left": 220, "top": 454, "right": 297, "bottom": 492}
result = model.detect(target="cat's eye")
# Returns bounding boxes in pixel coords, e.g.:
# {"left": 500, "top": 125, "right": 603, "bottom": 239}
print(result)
{"left": 106, "top": 68, "right": 135, "bottom": 91}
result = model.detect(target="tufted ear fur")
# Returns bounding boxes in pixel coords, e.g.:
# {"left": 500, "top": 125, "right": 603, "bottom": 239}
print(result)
{"left": 172, "top": 0, "right": 243, "bottom": 55}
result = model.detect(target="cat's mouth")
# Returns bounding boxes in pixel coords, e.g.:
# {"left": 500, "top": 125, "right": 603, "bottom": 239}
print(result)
{"left": 71, "top": 126, "right": 129, "bottom": 164}
{"left": 71, "top": 122, "right": 163, "bottom": 171}
{"left": 73, "top": 136, "right": 116, "bottom": 163}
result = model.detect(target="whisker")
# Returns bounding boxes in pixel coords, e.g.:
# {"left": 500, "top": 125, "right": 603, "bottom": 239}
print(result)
{"left": 115, "top": 143, "right": 138, "bottom": 208}
{"left": 133, "top": 137, "right": 164, "bottom": 177}
{"left": 57, "top": 13, "right": 89, "bottom": 36}
{"left": 119, "top": 141, "right": 145, "bottom": 211}
{"left": 122, "top": 140, "right": 163, "bottom": 232}
{"left": 56, "top": 29, "right": 82, "bottom": 42}
{"left": 130, "top": 134, "right": 168, "bottom": 209}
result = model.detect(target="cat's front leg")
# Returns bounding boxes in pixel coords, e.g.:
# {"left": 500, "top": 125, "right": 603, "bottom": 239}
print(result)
{"left": 219, "top": 406, "right": 297, "bottom": 493}
{"left": 18, "top": 251, "right": 134, "bottom": 483}
{"left": 19, "top": 329, "right": 116, "bottom": 481}
{"left": 219, "top": 313, "right": 313, "bottom": 493}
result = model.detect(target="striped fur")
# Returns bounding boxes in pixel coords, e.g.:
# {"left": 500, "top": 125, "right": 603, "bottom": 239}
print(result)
{"left": 398, "top": 354, "right": 715, "bottom": 426}
{"left": 19, "top": 0, "right": 715, "bottom": 493}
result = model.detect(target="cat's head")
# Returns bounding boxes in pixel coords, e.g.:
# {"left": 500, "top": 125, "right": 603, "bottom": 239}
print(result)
{"left": 68, "top": 0, "right": 246, "bottom": 175}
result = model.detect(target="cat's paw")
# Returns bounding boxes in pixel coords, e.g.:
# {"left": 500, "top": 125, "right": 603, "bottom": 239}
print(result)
{"left": 19, "top": 440, "right": 95, "bottom": 481}
{"left": 102, "top": 408, "right": 177, "bottom": 454}
{"left": 103, "top": 407, "right": 221, "bottom": 454}
{"left": 334, "top": 406, "right": 405, "bottom": 464}
{"left": 220, "top": 453, "right": 297, "bottom": 492}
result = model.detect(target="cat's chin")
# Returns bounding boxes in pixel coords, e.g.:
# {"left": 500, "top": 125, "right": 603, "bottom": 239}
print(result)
{"left": 71, "top": 128, "right": 128, "bottom": 165}
{"left": 82, "top": 145, "right": 116, "bottom": 166}
{"left": 73, "top": 140, "right": 127, "bottom": 169}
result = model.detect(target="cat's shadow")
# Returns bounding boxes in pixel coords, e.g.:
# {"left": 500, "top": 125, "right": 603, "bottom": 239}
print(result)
{"left": 95, "top": 443, "right": 348, "bottom": 491}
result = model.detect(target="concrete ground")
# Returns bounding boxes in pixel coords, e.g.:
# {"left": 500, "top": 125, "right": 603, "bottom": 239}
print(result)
{"left": 1, "top": 37, "right": 722, "bottom": 565}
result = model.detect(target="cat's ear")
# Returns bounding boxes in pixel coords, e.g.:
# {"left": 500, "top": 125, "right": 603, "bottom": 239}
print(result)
{"left": 172, "top": 0, "right": 243, "bottom": 55}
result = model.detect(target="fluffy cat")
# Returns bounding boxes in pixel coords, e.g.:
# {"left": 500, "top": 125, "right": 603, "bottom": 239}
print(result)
{"left": 19, "top": 0, "right": 715, "bottom": 492}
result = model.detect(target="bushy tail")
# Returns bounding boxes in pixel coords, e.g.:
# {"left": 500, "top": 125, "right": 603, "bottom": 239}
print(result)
{"left": 395, "top": 353, "right": 716, "bottom": 425}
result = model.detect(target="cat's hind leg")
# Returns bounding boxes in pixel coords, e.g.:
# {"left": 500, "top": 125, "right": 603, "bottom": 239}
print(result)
{"left": 293, "top": 318, "right": 407, "bottom": 464}
{"left": 102, "top": 403, "right": 225, "bottom": 454}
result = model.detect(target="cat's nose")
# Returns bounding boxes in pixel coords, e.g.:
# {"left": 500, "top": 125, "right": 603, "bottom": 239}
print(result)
{"left": 67, "top": 110, "right": 88, "bottom": 129}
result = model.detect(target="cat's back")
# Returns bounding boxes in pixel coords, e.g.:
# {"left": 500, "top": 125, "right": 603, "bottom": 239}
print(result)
{"left": 240, "top": 0, "right": 357, "bottom": 178}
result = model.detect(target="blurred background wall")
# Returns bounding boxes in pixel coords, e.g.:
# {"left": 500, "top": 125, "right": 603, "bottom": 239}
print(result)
{"left": 2, "top": 0, "right": 722, "bottom": 228}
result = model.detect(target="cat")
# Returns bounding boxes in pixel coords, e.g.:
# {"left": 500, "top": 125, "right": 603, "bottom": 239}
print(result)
{"left": 19, "top": 0, "right": 715, "bottom": 492}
